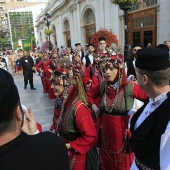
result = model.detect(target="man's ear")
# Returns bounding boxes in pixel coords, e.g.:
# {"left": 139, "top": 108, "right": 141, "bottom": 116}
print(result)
{"left": 16, "top": 105, "right": 23, "bottom": 122}
{"left": 143, "top": 75, "right": 148, "bottom": 85}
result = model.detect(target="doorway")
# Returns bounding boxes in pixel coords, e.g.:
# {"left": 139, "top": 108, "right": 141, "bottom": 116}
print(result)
{"left": 65, "top": 31, "right": 71, "bottom": 47}
{"left": 85, "top": 24, "right": 96, "bottom": 44}
{"left": 144, "top": 30, "right": 153, "bottom": 47}
{"left": 133, "top": 32, "right": 141, "bottom": 45}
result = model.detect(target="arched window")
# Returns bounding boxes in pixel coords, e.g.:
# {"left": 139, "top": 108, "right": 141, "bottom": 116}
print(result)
{"left": 129, "top": 0, "right": 157, "bottom": 12}
{"left": 64, "top": 19, "right": 70, "bottom": 32}
{"left": 83, "top": 8, "right": 96, "bottom": 44}
{"left": 52, "top": 25, "right": 57, "bottom": 46}
{"left": 63, "top": 19, "right": 71, "bottom": 47}
{"left": 85, "top": 9, "right": 95, "bottom": 25}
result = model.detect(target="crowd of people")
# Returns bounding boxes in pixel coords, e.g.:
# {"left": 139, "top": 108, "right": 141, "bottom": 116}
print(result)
{"left": 0, "top": 38, "right": 170, "bottom": 170}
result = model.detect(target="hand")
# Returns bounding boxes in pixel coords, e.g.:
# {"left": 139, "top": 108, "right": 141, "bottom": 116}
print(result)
{"left": 86, "top": 80, "right": 92, "bottom": 91}
{"left": 92, "top": 104, "right": 100, "bottom": 117}
{"left": 48, "top": 69, "right": 53, "bottom": 73}
{"left": 32, "top": 67, "right": 35, "bottom": 71}
{"left": 66, "top": 143, "right": 71, "bottom": 149}
{"left": 21, "top": 108, "right": 37, "bottom": 135}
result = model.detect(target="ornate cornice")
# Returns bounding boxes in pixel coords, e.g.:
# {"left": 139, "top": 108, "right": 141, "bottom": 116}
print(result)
{"left": 68, "top": 4, "right": 77, "bottom": 13}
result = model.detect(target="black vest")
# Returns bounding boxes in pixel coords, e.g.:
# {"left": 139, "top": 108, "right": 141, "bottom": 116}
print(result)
{"left": 80, "top": 51, "right": 85, "bottom": 61}
{"left": 85, "top": 54, "right": 92, "bottom": 68}
{"left": 130, "top": 92, "right": 170, "bottom": 169}
{"left": 126, "top": 58, "right": 136, "bottom": 77}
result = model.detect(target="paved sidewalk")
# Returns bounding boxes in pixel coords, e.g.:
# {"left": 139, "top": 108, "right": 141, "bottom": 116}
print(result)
{"left": 12, "top": 71, "right": 55, "bottom": 131}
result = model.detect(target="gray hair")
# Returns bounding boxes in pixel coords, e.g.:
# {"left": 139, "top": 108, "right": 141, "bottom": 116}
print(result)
{"left": 138, "top": 68, "right": 170, "bottom": 86}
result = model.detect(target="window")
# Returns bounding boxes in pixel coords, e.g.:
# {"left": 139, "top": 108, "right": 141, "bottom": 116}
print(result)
{"left": 129, "top": 0, "right": 157, "bottom": 12}
{"left": 132, "top": 16, "right": 154, "bottom": 28}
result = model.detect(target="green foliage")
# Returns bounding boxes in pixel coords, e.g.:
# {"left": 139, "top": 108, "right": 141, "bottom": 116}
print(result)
{"left": 112, "top": 0, "right": 140, "bottom": 3}
{"left": 13, "top": 42, "right": 19, "bottom": 49}
{"left": 44, "top": 29, "right": 53, "bottom": 35}
{"left": 0, "top": 31, "right": 8, "bottom": 50}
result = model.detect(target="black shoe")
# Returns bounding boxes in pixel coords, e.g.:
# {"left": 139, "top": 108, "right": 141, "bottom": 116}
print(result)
{"left": 24, "top": 86, "right": 27, "bottom": 89}
{"left": 31, "top": 87, "right": 36, "bottom": 90}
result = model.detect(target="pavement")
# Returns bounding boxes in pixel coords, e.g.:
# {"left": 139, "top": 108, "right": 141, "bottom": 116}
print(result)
{"left": 12, "top": 70, "right": 55, "bottom": 132}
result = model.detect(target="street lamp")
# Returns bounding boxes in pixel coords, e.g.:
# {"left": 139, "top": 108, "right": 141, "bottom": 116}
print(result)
{"left": 44, "top": 12, "right": 51, "bottom": 51}
{"left": 111, "top": 1, "right": 132, "bottom": 62}
{"left": 119, "top": 2, "right": 133, "bottom": 62}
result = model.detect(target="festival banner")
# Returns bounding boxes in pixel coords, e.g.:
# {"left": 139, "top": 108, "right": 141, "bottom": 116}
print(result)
{"left": 22, "top": 39, "right": 31, "bottom": 51}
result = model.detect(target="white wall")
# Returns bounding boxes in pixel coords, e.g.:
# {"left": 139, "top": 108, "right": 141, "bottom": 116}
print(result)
{"left": 157, "top": 0, "right": 170, "bottom": 44}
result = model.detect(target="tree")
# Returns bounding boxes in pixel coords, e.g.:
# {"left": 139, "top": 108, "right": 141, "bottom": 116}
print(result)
{"left": 0, "top": 31, "right": 8, "bottom": 50}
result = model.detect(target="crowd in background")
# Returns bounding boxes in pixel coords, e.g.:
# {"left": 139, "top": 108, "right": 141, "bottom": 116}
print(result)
{"left": 0, "top": 39, "right": 170, "bottom": 170}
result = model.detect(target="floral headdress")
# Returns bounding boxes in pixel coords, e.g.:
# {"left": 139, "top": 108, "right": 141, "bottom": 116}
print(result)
{"left": 90, "top": 28, "right": 119, "bottom": 48}
{"left": 103, "top": 51, "right": 127, "bottom": 87}
{"left": 50, "top": 58, "right": 88, "bottom": 105}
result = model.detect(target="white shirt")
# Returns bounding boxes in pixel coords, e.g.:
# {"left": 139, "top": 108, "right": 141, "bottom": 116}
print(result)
{"left": 131, "top": 92, "right": 170, "bottom": 170}
{"left": 82, "top": 54, "right": 94, "bottom": 65}
{"left": 69, "top": 54, "right": 73, "bottom": 62}
{"left": 125, "top": 58, "right": 143, "bottom": 114}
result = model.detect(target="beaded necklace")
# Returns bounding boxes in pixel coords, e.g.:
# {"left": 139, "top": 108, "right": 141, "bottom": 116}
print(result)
{"left": 103, "top": 82, "right": 119, "bottom": 113}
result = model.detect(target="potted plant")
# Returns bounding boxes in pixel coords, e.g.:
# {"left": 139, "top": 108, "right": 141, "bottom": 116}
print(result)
{"left": 111, "top": 0, "right": 140, "bottom": 10}
{"left": 44, "top": 29, "right": 53, "bottom": 35}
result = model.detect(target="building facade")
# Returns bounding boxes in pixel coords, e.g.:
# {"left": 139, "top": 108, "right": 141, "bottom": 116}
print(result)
{"left": 7, "top": 3, "right": 46, "bottom": 49}
{"left": 35, "top": 0, "right": 170, "bottom": 50}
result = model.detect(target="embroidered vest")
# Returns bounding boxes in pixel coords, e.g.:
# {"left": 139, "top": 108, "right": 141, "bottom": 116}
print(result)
{"left": 58, "top": 100, "right": 89, "bottom": 141}
{"left": 100, "top": 81, "right": 134, "bottom": 116}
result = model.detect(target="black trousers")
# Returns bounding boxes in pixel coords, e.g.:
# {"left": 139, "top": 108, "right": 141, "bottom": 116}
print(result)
{"left": 23, "top": 70, "right": 34, "bottom": 88}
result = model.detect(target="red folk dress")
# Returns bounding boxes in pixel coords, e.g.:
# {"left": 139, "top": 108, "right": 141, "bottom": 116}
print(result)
{"left": 43, "top": 59, "right": 57, "bottom": 99}
{"left": 89, "top": 81, "right": 148, "bottom": 170}
{"left": 36, "top": 59, "right": 51, "bottom": 93}
{"left": 82, "top": 64, "right": 104, "bottom": 108}
{"left": 50, "top": 86, "right": 98, "bottom": 170}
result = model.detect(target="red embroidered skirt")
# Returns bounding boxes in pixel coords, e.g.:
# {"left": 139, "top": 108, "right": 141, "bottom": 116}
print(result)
{"left": 100, "top": 114, "right": 134, "bottom": 170}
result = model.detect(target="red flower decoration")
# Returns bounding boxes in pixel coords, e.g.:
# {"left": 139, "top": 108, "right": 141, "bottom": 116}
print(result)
{"left": 90, "top": 28, "right": 119, "bottom": 48}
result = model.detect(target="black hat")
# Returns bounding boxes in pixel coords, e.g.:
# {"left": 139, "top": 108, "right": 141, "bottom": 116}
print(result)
{"left": 133, "top": 43, "right": 142, "bottom": 48}
{"left": 156, "top": 44, "right": 169, "bottom": 53}
{"left": 88, "top": 43, "right": 95, "bottom": 47}
{"left": 0, "top": 69, "right": 20, "bottom": 123}
{"left": 75, "top": 43, "right": 81, "bottom": 46}
{"left": 98, "top": 37, "right": 106, "bottom": 42}
{"left": 135, "top": 48, "right": 170, "bottom": 71}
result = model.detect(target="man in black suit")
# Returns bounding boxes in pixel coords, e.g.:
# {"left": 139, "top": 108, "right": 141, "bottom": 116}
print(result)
{"left": 125, "top": 43, "right": 142, "bottom": 81}
{"left": 82, "top": 43, "right": 95, "bottom": 68}
{"left": 19, "top": 50, "right": 36, "bottom": 90}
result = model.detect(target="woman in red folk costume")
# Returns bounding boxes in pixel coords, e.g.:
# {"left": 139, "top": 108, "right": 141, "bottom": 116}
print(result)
{"left": 88, "top": 53, "right": 148, "bottom": 170}
{"left": 46, "top": 52, "right": 59, "bottom": 99}
{"left": 36, "top": 53, "right": 51, "bottom": 93}
{"left": 72, "top": 52, "right": 85, "bottom": 76}
{"left": 50, "top": 60, "right": 98, "bottom": 170}
{"left": 82, "top": 51, "right": 107, "bottom": 110}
